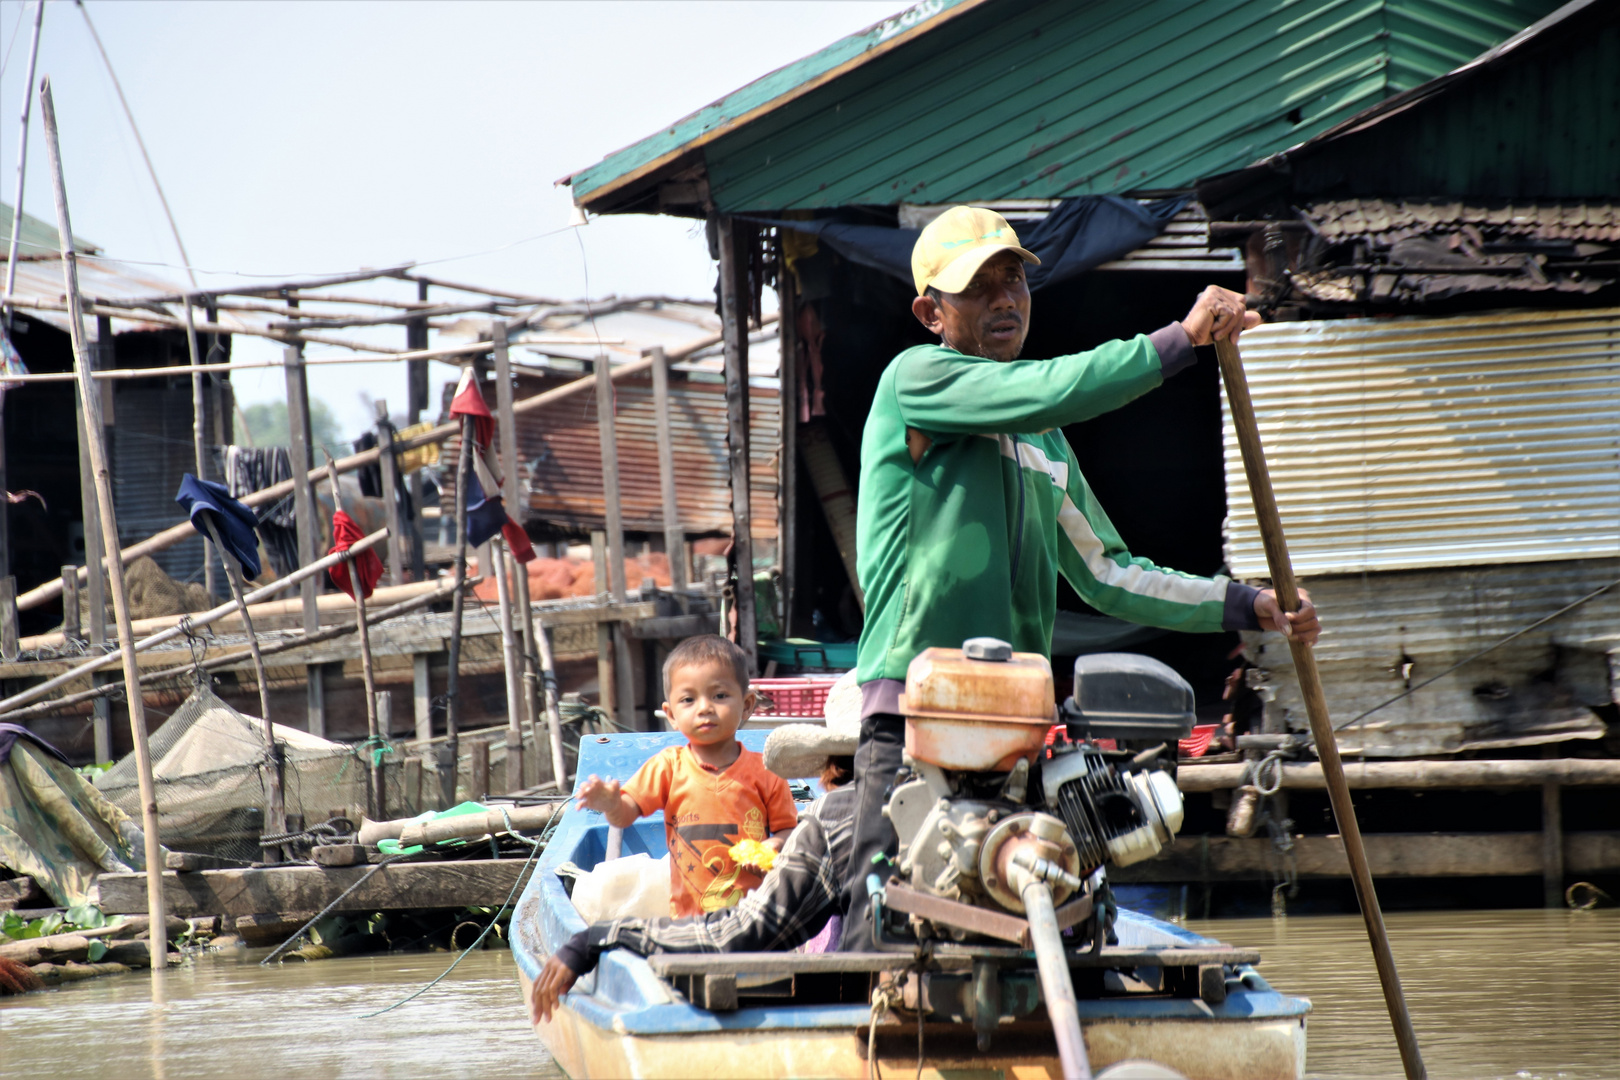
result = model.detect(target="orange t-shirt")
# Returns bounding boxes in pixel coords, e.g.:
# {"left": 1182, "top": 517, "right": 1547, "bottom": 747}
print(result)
{"left": 623, "top": 743, "right": 799, "bottom": 917}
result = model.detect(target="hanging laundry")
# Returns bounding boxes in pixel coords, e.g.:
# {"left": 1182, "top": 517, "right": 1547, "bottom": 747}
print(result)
{"left": 175, "top": 474, "right": 262, "bottom": 578}
{"left": 352, "top": 431, "right": 383, "bottom": 497}
{"left": 461, "top": 473, "right": 535, "bottom": 563}
{"left": 225, "top": 445, "right": 299, "bottom": 576}
{"left": 327, "top": 509, "right": 382, "bottom": 600}
{"left": 395, "top": 422, "right": 441, "bottom": 473}
{"left": 449, "top": 368, "right": 495, "bottom": 449}
{"left": 0, "top": 329, "right": 28, "bottom": 396}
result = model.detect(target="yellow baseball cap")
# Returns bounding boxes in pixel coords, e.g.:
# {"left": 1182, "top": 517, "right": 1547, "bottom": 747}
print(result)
{"left": 911, "top": 206, "right": 1040, "bottom": 296}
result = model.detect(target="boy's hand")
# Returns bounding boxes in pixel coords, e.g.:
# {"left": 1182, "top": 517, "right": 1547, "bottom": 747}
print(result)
{"left": 575, "top": 775, "right": 623, "bottom": 814}
{"left": 529, "top": 956, "right": 578, "bottom": 1024}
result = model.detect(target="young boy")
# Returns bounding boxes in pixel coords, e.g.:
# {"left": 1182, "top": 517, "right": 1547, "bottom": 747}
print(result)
{"left": 574, "top": 635, "right": 797, "bottom": 917}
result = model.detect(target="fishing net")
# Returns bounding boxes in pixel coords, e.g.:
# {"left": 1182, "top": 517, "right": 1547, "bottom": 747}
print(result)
{"left": 94, "top": 683, "right": 378, "bottom": 864}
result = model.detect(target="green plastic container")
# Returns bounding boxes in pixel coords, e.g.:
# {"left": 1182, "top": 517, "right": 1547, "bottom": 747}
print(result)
{"left": 757, "top": 638, "right": 857, "bottom": 672}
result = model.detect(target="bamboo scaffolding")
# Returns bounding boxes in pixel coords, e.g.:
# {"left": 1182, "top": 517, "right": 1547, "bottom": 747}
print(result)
{"left": 0, "top": 528, "right": 388, "bottom": 715}
{"left": 0, "top": 575, "right": 466, "bottom": 724}
{"left": 15, "top": 320, "right": 765, "bottom": 612}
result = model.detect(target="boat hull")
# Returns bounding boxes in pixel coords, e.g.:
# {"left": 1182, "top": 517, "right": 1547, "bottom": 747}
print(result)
{"left": 520, "top": 968, "right": 1307, "bottom": 1080}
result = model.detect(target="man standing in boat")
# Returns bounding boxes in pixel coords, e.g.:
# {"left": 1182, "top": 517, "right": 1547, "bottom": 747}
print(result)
{"left": 840, "top": 206, "right": 1321, "bottom": 949}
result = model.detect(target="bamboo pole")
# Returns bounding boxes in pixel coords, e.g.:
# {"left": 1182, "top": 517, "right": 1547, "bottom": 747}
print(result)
{"left": 326, "top": 466, "right": 382, "bottom": 818}
{"left": 406, "top": 280, "right": 429, "bottom": 584}
{"left": 182, "top": 297, "right": 216, "bottom": 599}
{"left": 14, "top": 319, "right": 774, "bottom": 613}
{"left": 40, "top": 75, "right": 168, "bottom": 995}
{"left": 441, "top": 416, "right": 473, "bottom": 807}
{"left": 79, "top": 321, "right": 111, "bottom": 760}
{"left": 491, "top": 321, "right": 529, "bottom": 789}
{"left": 535, "top": 614, "right": 567, "bottom": 790}
{"left": 199, "top": 513, "right": 284, "bottom": 861}
{"left": 1215, "top": 336, "right": 1425, "bottom": 1079}
{"left": 0, "top": 0, "right": 43, "bottom": 604}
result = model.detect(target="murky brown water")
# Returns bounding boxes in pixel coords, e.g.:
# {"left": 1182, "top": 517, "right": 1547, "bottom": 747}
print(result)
{"left": 1187, "top": 908, "right": 1620, "bottom": 1080}
{"left": 2, "top": 910, "right": 1615, "bottom": 1078}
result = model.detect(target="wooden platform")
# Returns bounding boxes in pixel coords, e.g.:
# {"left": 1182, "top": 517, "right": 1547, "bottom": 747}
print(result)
{"left": 96, "top": 858, "right": 530, "bottom": 918}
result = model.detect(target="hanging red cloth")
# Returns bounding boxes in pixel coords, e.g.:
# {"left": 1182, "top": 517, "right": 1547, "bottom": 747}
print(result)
{"left": 327, "top": 510, "right": 383, "bottom": 600}
{"left": 502, "top": 519, "right": 537, "bottom": 564}
{"left": 449, "top": 368, "right": 495, "bottom": 449}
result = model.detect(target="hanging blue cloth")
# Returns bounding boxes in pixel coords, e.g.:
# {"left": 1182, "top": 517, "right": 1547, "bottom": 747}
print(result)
{"left": 175, "top": 473, "right": 262, "bottom": 578}
{"left": 462, "top": 473, "right": 508, "bottom": 549}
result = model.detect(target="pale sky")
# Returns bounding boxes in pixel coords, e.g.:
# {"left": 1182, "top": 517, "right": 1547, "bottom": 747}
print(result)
{"left": 3, "top": 0, "right": 897, "bottom": 437}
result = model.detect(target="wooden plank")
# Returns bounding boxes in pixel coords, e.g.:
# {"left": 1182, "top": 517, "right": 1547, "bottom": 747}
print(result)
{"left": 1107, "top": 831, "right": 1620, "bottom": 882}
{"left": 1175, "top": 758, "right": 1620, "bottom": 790}
{"left": 627, "top": 614, "right": 720, "bottom": 640}
{"left": 646, "top": 945, "right": 1261, "bottom": 979}
{"left": 97, "top": 860, "right": 533, "bottom": 918}
{"left": 1543, "top": 780, "right": 1564, "bottom": 909}
{"left": 414, "top": 653, "right": 433, "bottom": 743}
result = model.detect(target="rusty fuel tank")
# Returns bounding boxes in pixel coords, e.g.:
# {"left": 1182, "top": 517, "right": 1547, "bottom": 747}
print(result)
{"left": 899, "top": 637, "right": 1055, "bottom": 771}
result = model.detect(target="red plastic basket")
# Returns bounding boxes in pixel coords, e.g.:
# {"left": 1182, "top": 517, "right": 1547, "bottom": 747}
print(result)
{"left": 753, "top": 676, "right": 841, "bottom": 717}
{"left": 1179, "top": 723, "right": 1219, "bottom": 758}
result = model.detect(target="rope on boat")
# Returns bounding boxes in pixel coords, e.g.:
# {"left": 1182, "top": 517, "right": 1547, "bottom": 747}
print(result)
{"left": 356, "top": 806, "right": 558, "bottom": 1019}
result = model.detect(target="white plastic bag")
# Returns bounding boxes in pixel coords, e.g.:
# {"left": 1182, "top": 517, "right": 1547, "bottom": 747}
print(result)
{"left": 568, "top": 852, "right": 672, "bottom": 922}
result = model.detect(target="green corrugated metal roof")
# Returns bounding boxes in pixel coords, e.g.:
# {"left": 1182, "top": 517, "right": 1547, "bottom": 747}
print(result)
{"left": 0, "top": 199, "right": 99, "bottom": 257}
{"left": 570, "top": 0, "right": 1562, "bottom": 215}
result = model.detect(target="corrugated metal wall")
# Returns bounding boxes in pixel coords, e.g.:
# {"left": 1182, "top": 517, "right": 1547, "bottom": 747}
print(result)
{"left": 111, "top": 382, "right": 209, "bottom": 586}
{"left": 503, "top": 373, "right": 780, "bottom": 538}
{"left": 1223, "top": 307, "right": 1620, "bottom": 578}
{"left": 702, "top": 0, "right": 1559, "bottom": 211}
{"left": 1250, "top": 559, "right": 1617, "bottom": 758}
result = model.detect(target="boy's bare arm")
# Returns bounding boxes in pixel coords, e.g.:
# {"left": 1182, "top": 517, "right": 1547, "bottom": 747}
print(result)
{"left": 575, "top": 775, "right": 642, "bottom": 826}
{"left": 764, "top": 828, "right": 793, "bottom": 851}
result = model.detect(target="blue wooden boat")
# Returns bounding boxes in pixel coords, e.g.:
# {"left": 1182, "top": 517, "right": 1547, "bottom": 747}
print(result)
{"left": 510, "top": 732, "right": 1311, "bottom": 1079}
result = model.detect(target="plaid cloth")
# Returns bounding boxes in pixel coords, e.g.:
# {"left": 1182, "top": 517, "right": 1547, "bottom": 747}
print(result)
{"left": 558, "top": 785, "right": 854, "bottom": 974}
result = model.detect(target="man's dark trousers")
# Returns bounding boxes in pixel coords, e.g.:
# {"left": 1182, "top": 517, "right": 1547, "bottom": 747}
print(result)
{"left": 836, "top": 712, "right": 905, "bottom": 951}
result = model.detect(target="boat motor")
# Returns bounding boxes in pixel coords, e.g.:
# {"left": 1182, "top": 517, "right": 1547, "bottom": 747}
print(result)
{"left": 878, "top": 639, "right": 1194, "bottom": 1077}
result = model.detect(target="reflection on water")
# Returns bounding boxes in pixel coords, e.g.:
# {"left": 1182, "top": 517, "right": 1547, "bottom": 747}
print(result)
{"left": 0, "top": 947, "right": 564, "bottom": 1080}
{"left": 1188, "top": 908, "right": 1620, "bottom": 1080}
{"left": 2, "top": 910, "right": 1615, "bottom": 1079}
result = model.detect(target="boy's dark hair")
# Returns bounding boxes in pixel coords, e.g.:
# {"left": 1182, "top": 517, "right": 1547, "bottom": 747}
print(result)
{"left": 662, "top": 634, "right": 751, "bottom": 698}
{"left": 820, "top": 755, "right": 855, "bottom": 790}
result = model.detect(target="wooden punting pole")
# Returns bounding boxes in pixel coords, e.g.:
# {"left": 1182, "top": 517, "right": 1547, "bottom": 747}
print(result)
{"left": 40, "top": 75, "right": 168, "bottom": 995}
{"left": 1216, "top": 336, "right": 1426, "bottom": 1079}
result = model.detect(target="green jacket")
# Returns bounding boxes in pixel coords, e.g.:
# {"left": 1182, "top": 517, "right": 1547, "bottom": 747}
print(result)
{"left": 855, "top": 332, "right": 1251, "bottom": 686}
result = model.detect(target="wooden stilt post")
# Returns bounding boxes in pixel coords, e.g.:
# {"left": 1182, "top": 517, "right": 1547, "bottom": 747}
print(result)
{"left": 83, "top": 318, "right": 112, "bottom": 761}
{"left": 649, "top": 346, "right": 686, "bottom": 594}
{"left": 283, "top": 343, "right": 326, "bottom": 737}
{"left": 60, "top": 566, "right": 80, "bottom": 643}
{"left": 374, "top": 399, "right": 406, "bottom": 587}
{"left": 1542, "top": 778, "right": 1564, "bottom": 908}
{"left": 1216, "top": 336, "right": 1425, "bottom": 1079}
{"left": 715, "top": 216, "right": 757, "bottom": 673}
{"left": 413, "top": 653, "right": 432, "bottom": 744}
{"left": 182, "top": 297, "right": 215, "bottom": 599}
{"left": 41, "top": 76, "right": 168, "bottom": 993}
{"left": 493, "top": 320, "right": 537, "bottom": 788}
{"left": 777, "top": 255, "right": 798, "bottom": 636}
{"left": 326, "top": 466, "right": 383, "bottom": 819}
{"left": 595, "top": 353, "right": 635, "bottom": 728}
{"left": 535, "top": 615, "right": 568, "bottom": 790}
{"left": 592, "top": 530, "right": 616, "bottom": 724}
{"left": 200, "top": 513, "right": 284, "bottom": 861}
{"left": 0, "top": 577, "right": 15, "bottom": 662}
{"left": 442, "top": 416, "right": 473, "bottom": 807}
{"left": 485, "top": 322, "right": 525, "bottom": 790}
